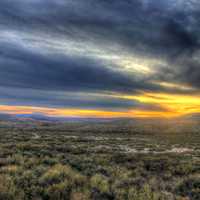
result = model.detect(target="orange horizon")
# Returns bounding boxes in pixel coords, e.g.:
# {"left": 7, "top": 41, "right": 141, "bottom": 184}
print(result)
{"left": 0, "top": 104, "right": 198, "bottom": 119}
{"left": 0, "top": 92, "right": 200, "bottom": 119}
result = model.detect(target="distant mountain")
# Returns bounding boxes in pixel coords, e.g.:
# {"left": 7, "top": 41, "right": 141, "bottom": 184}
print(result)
{"left": 0, "top": 113, "right": 117, "bottom": 123}
{"left": 0, "top": 113, "right": 65, "bottom": 123}
{"left": 15, "top": 113, "right": 67, "bottom": 122}
{"left": 0, "top": 113, "right": 18, "bottom": 121}
{"left": 1, "top": 112, "right": 200, "bottom": 124}
{"left": 182, "top": 113, "right": 200, "bottom": 120}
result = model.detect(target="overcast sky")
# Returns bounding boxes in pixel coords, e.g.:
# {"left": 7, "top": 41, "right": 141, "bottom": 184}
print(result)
{"left": 0, "top": 0, "right": 200, "bottom": 117}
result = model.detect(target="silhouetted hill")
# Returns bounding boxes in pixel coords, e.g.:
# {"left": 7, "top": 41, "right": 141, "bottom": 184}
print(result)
{"left": 0, "top": 113, "right": 18, "bottom": 121}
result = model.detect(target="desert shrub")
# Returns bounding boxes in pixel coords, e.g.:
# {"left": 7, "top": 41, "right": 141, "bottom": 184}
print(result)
{"left": 0, "top": 165, "right": 19, "bottom": 175}
{"left": 14, "top": 170, "right": 39, "bottom": 199}
{"left": 176, "top": 177, "right": 200, "bottom": 200}
{"left": 0, "top": 158, "right": 10, "bottom": 167}
{"left": 7, "top": 154, "right": 25, "bottom": 166}
{"left": 42, "top": 156, "right": 59, "bottom": 166}
{"left": 127, "top": 187, "right": 139, "bottom": 199}
{"left": 69, "top": 160, "right": 97, "bottom": 176}
{"left": 113, "top": 183, "right": 165, "bottom": 200}
{"left": 39, "top": 164, "right": 87, "bottom": 189}
{"left": 90, "top": 174, "right": 110, "bottom": 194}
{"left": 114, "top": 187, "right": 128, "bottom": 200}
{"left": 173, "top": 162, "right": 194, "bottom": 176}
{"left": 143, "top": 157, "right": 171, "bottom": 173}
{"left": 0, "top": 174, "right": 24, "bottom": 200}
{"left": 70, "top": 191, "right": 91, "bottom": 200}
{"left": 148, "top": 177, "right": 166, "bottom": 191}
{"left": 23, "top": 156, "right": 41, "bottom": 169}
{"left": 33, "top": 165, "right": 48, "bottom": 177}
{"left": 129, "top": 184, "right": 161, "bottom": 200}
{"left": 39, "top": 164, "right": 73, "bottom": 186}
{"left": 43, "top": 181, "right": 70, "bottom": 200}
{"left": 110, "top": 166, "right": 132, "bottom": 180}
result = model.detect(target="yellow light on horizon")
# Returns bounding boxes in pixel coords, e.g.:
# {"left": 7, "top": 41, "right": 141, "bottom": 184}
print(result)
{"left": 120, "top": 92, "right": 200, "bottom": 117}
{"left": 0, "top": 92, "right": 200, "bottom": 119}
{"left": 0, "top": 105, "right": 174, "bottom": 119}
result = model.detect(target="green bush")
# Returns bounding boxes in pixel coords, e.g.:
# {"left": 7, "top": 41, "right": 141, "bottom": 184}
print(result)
{"left": 90, "top": 174, "right": 110, "bottom": 194}
{"left": 39, "top": 164, "right": 87, "bottom": 189}
{"left": 44, "top": 181, "right": 70, "bottom": 200}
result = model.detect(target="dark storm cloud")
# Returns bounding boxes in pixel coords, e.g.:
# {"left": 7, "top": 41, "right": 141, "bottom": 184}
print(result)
{"left": 0, "top": 0, "right": 200, "bottom": 111}
{"left": 1, "top": 0, "right": 199, "bottom": 57}
{"left": 0, "top": 86, "right": 135, "bottom": 110}
{"left": 0, "top": 41, "right": 157, "bottom": 93}
{"left": 154, "top": 56, "right": 200, "bottom": 89}
{"left": 0, "top": 86, "right": 165, "bottom": 112}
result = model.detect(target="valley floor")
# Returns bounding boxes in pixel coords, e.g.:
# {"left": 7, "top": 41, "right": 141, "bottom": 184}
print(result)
{"left": 0, "top": 120, "right": 199, "bottom": 200}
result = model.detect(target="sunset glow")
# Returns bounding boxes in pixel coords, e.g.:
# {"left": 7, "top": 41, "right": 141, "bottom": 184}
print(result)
{"left": 1, "top": 92, "right": 200, "bottom": 119}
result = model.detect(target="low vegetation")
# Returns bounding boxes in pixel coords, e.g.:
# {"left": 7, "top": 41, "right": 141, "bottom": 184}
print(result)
{"left": 0, "top": 120, "right": 199, "bottom": 200}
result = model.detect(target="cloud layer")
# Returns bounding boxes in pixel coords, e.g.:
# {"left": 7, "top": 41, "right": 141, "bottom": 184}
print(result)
{"left": 0, "top": 0, "right": 200, "bottom": 117}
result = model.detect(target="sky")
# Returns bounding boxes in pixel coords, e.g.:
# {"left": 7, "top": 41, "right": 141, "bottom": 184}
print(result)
{"left": 0, "top": 0, "right": 200, "bottom": 118}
